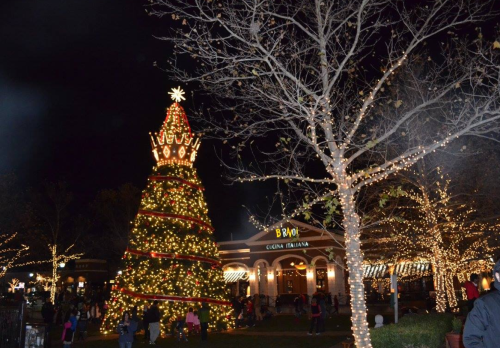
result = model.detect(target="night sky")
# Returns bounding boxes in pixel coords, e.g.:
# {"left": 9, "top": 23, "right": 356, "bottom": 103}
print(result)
{"left": 0, "top": 0, "right": 270, "bottom": 241}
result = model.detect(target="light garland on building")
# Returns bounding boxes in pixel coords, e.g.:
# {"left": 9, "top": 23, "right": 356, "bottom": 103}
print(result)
{"left": 101, "top": 88, "right": 231, "bottom": 335}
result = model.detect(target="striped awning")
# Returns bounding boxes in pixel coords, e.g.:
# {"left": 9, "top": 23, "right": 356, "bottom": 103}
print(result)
{"left": 363, "top": 262, "right": 431, "bottom": 279}
{"left": 363, "top": 264, "right": 388, "bottom": 278}
{"left": 394, "top": 261, "right": 431, "bottom": 276}
{"left": 223, "top": 271, "right": 248, "bottom": 283}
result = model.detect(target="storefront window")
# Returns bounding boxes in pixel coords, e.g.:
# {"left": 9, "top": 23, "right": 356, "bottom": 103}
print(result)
{"left": 316, "top": 269, "right": 326, "bottom": 291}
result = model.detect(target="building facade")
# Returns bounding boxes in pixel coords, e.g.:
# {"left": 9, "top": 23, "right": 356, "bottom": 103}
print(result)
{"left": 218, "top": 220, "right": 347, "bottom": 301}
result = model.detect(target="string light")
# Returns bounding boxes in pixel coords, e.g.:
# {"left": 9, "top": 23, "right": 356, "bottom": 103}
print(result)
{"left": 365, "top": 170, "right": 498, "bottom": 312}
{"left": 0, "top": 232, "right": 30, "bottom": 279}
{"left": 102, "top": 89, "right": 231, "bottom": 335}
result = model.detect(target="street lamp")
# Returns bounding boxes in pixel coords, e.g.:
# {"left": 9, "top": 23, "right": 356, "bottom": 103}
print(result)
{"left": 59, "top": 262, "right": 66, "bottom": 268}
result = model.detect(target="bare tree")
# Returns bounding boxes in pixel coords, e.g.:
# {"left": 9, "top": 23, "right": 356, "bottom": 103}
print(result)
{"left": 89, "top": 183, "right": 141, "bottom": 267}
{"left": 27, "top": 182, "right": 83, "bottom": 303}
{"left": 8, "top": 278, "right": 20, "bottom": 293}
{"left": 151, "top": 1, "right": 500, "bottom": 345}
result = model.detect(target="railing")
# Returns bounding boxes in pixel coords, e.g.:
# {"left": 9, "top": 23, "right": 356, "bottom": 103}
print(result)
{"left": 0, "top": 302, "right": 25, "bottom": 348}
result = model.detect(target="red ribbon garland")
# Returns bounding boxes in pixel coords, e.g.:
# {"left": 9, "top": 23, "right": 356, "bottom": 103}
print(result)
{"left": 149, "top": 176, "right": 204, "bottom": 191}
{"left": 126, "top": 248, "right": 221, "bottom": 266}
{"left": 138, "top": 210, "right": 214, "bottom": 231}
{"left": 118, "top": 287, "right": 231, "bottom": 306}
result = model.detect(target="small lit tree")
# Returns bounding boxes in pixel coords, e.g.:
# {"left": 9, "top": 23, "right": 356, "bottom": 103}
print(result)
{"left": 27, "top": 182, "right": 83, "bottom": 303}
{"left": 8, "top": 278, "right": 20, "bottom": 293}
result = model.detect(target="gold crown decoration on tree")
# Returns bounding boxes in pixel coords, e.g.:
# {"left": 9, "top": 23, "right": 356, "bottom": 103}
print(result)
{"left": 102, "top": 87, "right": 231, "bottom": 334}
{"left": 150, "top": 87, "right": 200, "bottom": 167}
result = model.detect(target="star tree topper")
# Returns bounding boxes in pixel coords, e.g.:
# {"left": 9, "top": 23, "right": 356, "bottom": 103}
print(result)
{"left": 168, "top": 86, "right": 186, "bottom": 103}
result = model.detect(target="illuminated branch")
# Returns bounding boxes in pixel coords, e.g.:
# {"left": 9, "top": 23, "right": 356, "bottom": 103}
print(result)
{"left": 48, "top": 244, "right": 83, "bottom": 304}
{"left": 365, "top": 169, "right": 499, "bottom": 311}
{"left": 0, "top": 233, "right": 30, "bottom": 279}
{"left": 8, "top": 278, "right": 20, "bottom": 293}
{"left": 153, "top": 1, "right": 500, "bottom": 346}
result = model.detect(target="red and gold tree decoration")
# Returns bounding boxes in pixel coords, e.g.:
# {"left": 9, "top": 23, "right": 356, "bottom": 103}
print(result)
{"left": 102, "top": 88, "right": 231, "bottom": 334}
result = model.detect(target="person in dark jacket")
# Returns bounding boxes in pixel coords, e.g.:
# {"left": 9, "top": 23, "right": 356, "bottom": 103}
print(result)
{"left": 41, "top": 298, "right": 55, "bottom": 333}
{"left": 199, "top": 303, "right": 210, "bottom": 341}
{"left": 318, "top": 293, "right": 327, "bottom": 332}
{"left": 147, "top": 301, "right": 161, "bottom": 345}
{"left": 463, "top": 260, "right": 500, "bottom": 348}
{"left": 131, "top": 306, "right": 140, "bottom": 341}
{"left": 142, "top": 305, "right": 149, "bottom": 341}
{"left": 77, "top": 304, "right": 90, "bottom": 340}
{"left": 333, "top": 295, "right": 339, "bottom": 315}
{"left": 307, "top": 298, "right": 322, "bottom": 335}
{"left": 232, "top": 297, "right": 242, "bottom": 328}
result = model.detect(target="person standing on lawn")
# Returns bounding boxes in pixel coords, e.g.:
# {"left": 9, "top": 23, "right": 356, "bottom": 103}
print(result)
{"left": 193, "top": 311, "right": 200, "bottom": 334}
{"left": 76, "top": 304, "right": 90, "bottom": 340}
{"left": 254, "top": 294, "right": 263, "bottom": 321}
{"left": 246, "top": 298, "right": 254, "bottom": 327}
{"left": 41, "top": 298, "right": 55, "bottom": 334}
{"left": 142, "top": 305, "right": 150, "bottom": 341}
{"left": 62, "top": 319, "right": 74, "bottom": 348}
{"left": 464, "top": 273, "right": 480, "bottom": 312}
{"left": 131, "top": 306, "right": 140, "bottom": 341}
{"left": 232, "top": 297, "right": 242, "bottom": 328}
{"left": 307, "top": 298, "right": 322, "bottom": 336}
{"left": 117, "top": 311, "right": 138, "bottom": 348}
{"left": 294, "top": 295, "right": 301, "bottom": 323}
{"left": 333, "top": 295, "right": 339, "bottom": 315}
{"left": 199, "top": 302, "right": 210, "bottom": 342}
{"left": 463, "top": 260, "right": 500, "bottom": 348}
{"left": 147, "top": 301, "right": 161, "bottom": 345}
{"left": 318, "top": 293, "right": 327, "bottom": 332}
{"left": 175, "top": 314, "right": 188, "bottom": 342}
{"left": 186, "top": 307, "right": 195, "bottom": 335}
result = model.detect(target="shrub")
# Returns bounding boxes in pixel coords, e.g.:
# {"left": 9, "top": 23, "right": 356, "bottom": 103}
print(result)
{"left": 371, "top": 313, "right": 453, "bottom": 348}
{"left": 451, "top": 316, "right": 462, "bottom": 333}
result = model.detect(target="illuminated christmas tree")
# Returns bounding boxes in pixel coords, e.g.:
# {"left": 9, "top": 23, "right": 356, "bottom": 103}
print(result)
{"left": 102, "top": 87, "right": 231, "bottom": 334}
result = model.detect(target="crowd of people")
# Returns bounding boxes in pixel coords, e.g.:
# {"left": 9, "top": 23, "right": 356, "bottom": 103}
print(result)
{"left": 229, "top": 292, "right": 341, "bottom": 336}
{"left": 39, "top": 289, "right": 107, "bottom": 347}
{"left": 30, "top": 260, "right": 500, "bottom": 348}
{"left": 115, "top": 300, "right": 212, "bottom": 347}
{"left": 231, "top": 293, "right": 276, "bottom": 328}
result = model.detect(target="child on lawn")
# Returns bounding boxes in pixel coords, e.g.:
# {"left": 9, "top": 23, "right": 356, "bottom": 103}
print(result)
{"left": 193, "top": 311, "right": 200, "bottom": 334}
{"left": 186, "top": 307, "right": 195, "bottom": 335}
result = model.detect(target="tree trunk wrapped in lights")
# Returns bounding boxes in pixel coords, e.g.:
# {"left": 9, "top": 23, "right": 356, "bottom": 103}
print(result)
{"left": 151, "top": 1, "right": 500, "bottom": 346}
{"left": 101, "top": 90, "right": 231, "bottom": 335}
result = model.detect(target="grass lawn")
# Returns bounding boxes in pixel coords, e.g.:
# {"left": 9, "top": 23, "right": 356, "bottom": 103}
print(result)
{"left": 49, "top": 314, "right": 352, "bottom": 347}
{"left": 244, "top": 313, "right": 352, "bottom": 332}
{"left": 64, "top": 334, "right": 345, "bottom": 348}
